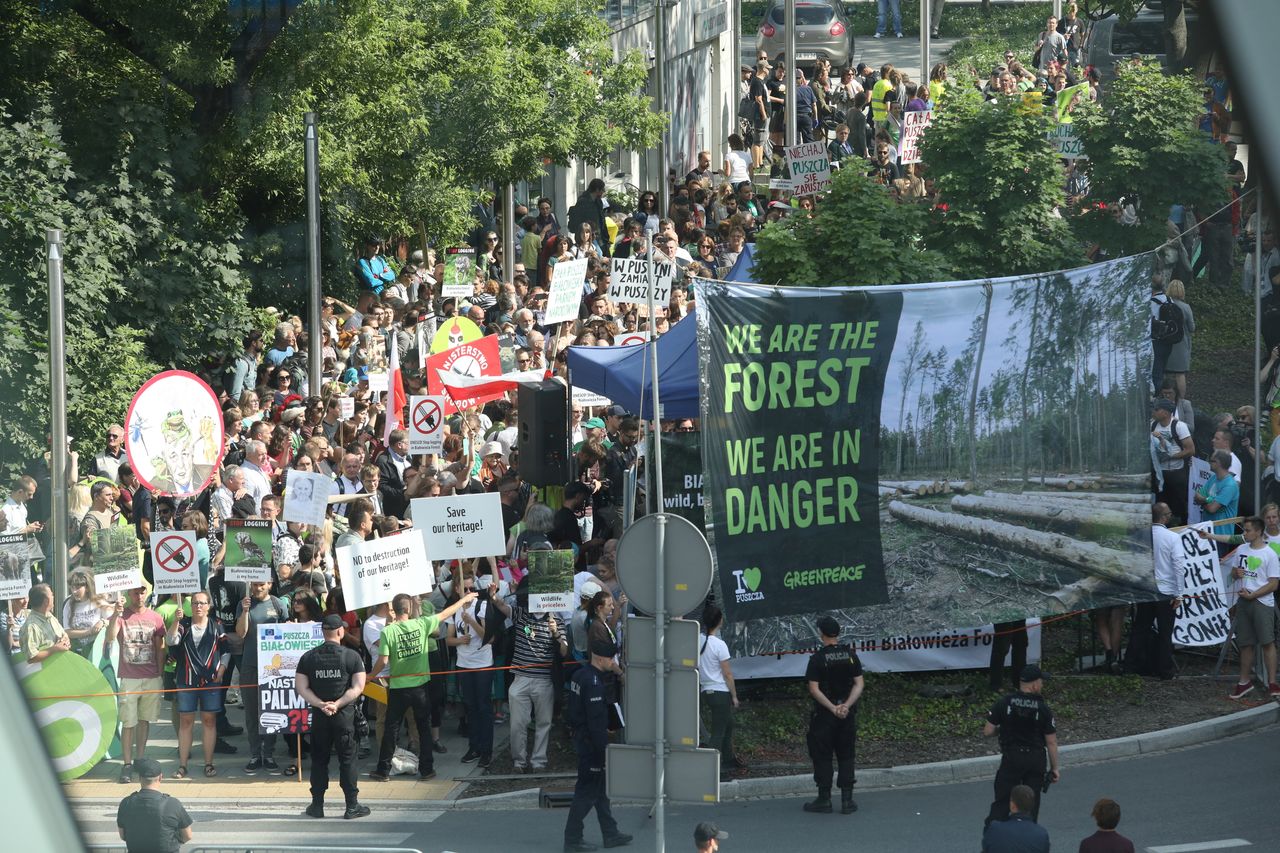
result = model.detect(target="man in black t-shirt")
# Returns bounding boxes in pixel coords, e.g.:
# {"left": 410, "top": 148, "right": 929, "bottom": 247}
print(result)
{"left": 296, "top": 614, "right": 370, "bottom": 819}
{"left": 116, "top": 758, "right": 192, "bottom": 852}
{"left": 983, "top": 664, "right": 1060, "bottom": 829}
{"left": 802, "top": 615, "right": 864, "bottom": 816}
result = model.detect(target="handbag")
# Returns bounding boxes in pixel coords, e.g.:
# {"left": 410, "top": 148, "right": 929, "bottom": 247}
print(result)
{"left": 737, "top": 93, "right": 755, "bottom": 121}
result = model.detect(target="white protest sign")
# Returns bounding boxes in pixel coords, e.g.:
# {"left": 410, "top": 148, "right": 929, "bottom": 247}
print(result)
{"left": 256, "top": 622, "right": 324, "bottom": 735}
{"left": 618, "top": 330, "right": 650, "bottom": 347}
{"left": 149, "top": 530, "right": 201, "bottom": 595}
{"left": 546, "top": 257, "right": 589, "bottom": 325}
{"left": 283, "top": 469, "right": 334, "bottom": 527}
{"left": 731, "top": 620, "right": 1044, "bottom": 678}
{"left": 367, "top": 370, "right": 389, "bottom": 395}
{"left": 784, "top": 141, "right": 832, "bottom": 195}
{"left": 1172, "top": 522, "right": 1231, "bottom": 647}
{"left": 337, "top": 529, "right": 432, "bottom": 611}
{"left": 338, "top": 397, "right": 355, "bottom": 420}
{"left": 410, "top": 493, "right": 506, "bottom": 561}
{"left": 572, "top": 386, "right": 612, "bottom": 408}
{"left": 609, "top": 256, "right": 674, "bottom": 305}
{"left": 899, "top": 109, "right": 933, "bottom": 164}
{"left": 1185, "top": 457, "right": 1212, "bottom": 525}
{"left": 1046, "top": 123, "right": 1087, "bottom": 160}
{"left": 408, "top": 395, "right": 446, "bottom": 454}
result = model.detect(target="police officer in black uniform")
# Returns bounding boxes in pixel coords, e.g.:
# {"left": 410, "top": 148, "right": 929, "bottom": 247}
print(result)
{"left": 295, "top": 613, "right": 370, "bottom": 820}
{"left": 803, "top": 615, "right": 865, "bottom": 816}
{"left": 564, "top": 637, "right": 633, "bottom": 852}
{"left": 983, "top": 664, "right": 1060, "bottom": 828}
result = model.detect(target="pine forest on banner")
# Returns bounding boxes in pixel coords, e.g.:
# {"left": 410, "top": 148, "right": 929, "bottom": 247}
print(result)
{"left": 694, "top": 252, "right": 1157, "bottom": 657}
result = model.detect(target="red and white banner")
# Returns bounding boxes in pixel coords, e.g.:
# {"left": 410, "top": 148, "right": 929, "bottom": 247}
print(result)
{"left": 433, "top": 368, "right": 547, "bottom": 406}
{"left": 426, "top": 334, "right": 505, "bottom": 414}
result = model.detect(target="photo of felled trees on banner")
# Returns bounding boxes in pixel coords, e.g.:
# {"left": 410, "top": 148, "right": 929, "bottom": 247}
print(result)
{"left": 693, "top": 250, "right": 1155, "bottom": 657}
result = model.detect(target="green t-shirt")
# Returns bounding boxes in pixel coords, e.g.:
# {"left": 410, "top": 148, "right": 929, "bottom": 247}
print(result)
{"left": 378, "top": 615, "right": 439, "bottom": 689}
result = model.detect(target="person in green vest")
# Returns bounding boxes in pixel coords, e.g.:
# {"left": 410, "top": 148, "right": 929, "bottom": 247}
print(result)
{"left": 369, "top": 590, "right": 477, "bottom": 782}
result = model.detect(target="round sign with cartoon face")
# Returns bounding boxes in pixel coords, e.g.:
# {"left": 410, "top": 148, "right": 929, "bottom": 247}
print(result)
{"left": 430, "top": 315, "right": 483, "bottom": 354}
{"left": 125, "top": 370, "right": 225, "bottom": 497}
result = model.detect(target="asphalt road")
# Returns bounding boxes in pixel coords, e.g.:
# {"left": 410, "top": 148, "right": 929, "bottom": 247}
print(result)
{"left": 75, "top": 724, "right": 1280, "bottom": 852}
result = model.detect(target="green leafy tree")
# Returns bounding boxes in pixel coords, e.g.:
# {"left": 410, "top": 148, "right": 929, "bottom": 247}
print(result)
{"left": 0, "top": 103, "right": 246, "bottom": 475}
{"left": 1071, "top": 61, "right": 1227, "bottom": 259}
{"left": 752, "top": 168, "right": 950, "bottom": 287}
{"left": 920, "top": 88, "right": 1084, "bottom": 277}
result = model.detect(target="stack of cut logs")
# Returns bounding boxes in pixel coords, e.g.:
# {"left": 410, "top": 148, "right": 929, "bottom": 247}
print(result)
{"left": 884, "top": 477, "right": 1153, "bottom": 613}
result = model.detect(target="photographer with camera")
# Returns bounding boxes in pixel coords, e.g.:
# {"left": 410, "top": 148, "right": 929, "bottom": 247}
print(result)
{"left": 982, "top": 665, "right": 1059, "bottom": 833}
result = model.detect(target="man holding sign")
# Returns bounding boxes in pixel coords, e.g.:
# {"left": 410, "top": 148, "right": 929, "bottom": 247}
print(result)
{"left": 104, "top": 585, "right": 166, "bottom": 782}
{"left": 1219, "top": 517, "right": 1280, "bottom": 700}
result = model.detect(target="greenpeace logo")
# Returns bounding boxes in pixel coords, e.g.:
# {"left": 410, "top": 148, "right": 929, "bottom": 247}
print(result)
{"left": 732, "top": 568, "right": 765, "bottom": 603}
{"left": 783, "top": 565, "right": 865, "bottom": 589}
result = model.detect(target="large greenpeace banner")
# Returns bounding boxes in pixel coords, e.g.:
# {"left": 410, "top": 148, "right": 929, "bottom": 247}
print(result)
{"left": 696, "top": 254, "right": 1156, "bottom": 656}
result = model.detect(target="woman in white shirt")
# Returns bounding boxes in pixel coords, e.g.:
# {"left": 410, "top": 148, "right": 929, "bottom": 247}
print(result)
{"left": 698, "top": 604, "right": 741, "bottom": 775}
{"left": 446, "top": 574, "right": 495, "bottom": 766}
{"left": 723, "top": 134, "right": 753, "bottom": 186}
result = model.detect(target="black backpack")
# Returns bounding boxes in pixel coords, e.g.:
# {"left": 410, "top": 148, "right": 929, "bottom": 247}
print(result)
{"left": 1150, "top": 295, "right": 1184, "bottom": 344}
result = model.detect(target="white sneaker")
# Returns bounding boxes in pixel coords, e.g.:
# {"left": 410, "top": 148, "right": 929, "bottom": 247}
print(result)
{"left": 896, "top": 32, "right": 904, "bottom": 38}
{"left": 873, "top": 32, "right": 883, "bottom": 39}
{"left": 227, "top": 688, "right": 241, "bottom": 706}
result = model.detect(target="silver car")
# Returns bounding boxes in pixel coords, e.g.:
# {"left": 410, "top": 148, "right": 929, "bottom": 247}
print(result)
{"left": 757, "top": 0, "right": 855, "bottom": 70}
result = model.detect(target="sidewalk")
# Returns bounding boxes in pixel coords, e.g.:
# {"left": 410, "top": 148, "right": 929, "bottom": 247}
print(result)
{"left": 64, "top": 692, "right": 498, "bottom": 804}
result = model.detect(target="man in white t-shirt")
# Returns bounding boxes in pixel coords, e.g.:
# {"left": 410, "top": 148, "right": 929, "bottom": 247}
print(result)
{"left": 1226, "top": 517, "right": 1280, "bottom": 700}
{"left": 1151, "top": 399, "right": 1194, "bottom": 523}
{"left": 1211, "top": 428, "right": 1243, "bottom": 483}
{"left": 362, "top": 602, "right": 391, "bottom": 752}
{"left": 448, "top": 578, "right": 494, "bottom": 767}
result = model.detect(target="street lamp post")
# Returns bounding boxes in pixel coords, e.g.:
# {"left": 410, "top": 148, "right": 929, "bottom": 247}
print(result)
{"left": 47, "top": 229, "right": 69, "bottom": 606}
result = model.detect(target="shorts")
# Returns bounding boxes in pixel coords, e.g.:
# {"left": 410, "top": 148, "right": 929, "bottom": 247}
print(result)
{"left": 1234, "top": 597, "right": 1276, "bottom": 646}
{"left": 118, "top": 677, "right": 164, "bottom": 728}
{"left": 176, "top": 686, "right": 225, "bottom": 715}
{"left": 752, "top": 124, "right": 769, "bottom": 146}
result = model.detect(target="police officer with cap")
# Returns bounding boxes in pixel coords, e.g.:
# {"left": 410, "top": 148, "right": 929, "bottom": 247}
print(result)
{"left": 564, "top": 637, "right": 633, "bottom": 852}
{"left": 983, "top": 663, "right": 1060, "bottom": 828}
{"left": 803, "top": 614, "right": 864, "bottom": 816}
{"left": 694, "top": 821, "right": 728, "bottom": 851}
{"left": 295, "top": 613, "right": 369, "bottom": 820}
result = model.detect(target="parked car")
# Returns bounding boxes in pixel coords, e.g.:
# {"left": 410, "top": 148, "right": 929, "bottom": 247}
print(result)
{"left": 1084, "top": 7, "right": 1202, "bottom": 80}
{"left": 757, "top": 0, "right": 855, "bottom": 71}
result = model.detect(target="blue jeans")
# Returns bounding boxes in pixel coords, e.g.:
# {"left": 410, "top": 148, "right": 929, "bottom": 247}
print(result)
{"left": 877, "top": 0, "right": 902, "bottom": 35}
{"left": 459, "top": 667, "right": 494, "bottom": 756}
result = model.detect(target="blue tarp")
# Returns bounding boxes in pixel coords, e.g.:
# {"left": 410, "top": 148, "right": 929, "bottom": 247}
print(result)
{"left": 724, "top": 243, "right": 759, "bottom": 283}
{"left": 565, "top": 313, "right": 700, "bottom": 420}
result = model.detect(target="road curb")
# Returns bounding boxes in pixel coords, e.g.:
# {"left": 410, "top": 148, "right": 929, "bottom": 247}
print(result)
{"left": 721, "top": 702, "right": 1278, "bottom": 800}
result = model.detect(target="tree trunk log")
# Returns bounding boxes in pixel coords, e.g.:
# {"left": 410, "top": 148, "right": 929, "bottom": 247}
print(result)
{"left": 994, "top": 476, "right": 1098, "bottom": 491}
{"left": 880, "top": 480, "right": 937, "bottom": 496}
{"left": 1095, "top": 474, "right": 1152, "bottom": 488}
{"left": 887, "top": 501, "right": 1155, "bottom": 590}
{"left": 999, "top": 490, "right": 1149, "bottom": 506}
{"left": 982, "top": 492, "right": 1149, "bottom": 517}
{"left": 950, "top": 495, "right": 1144, "bottom": 538}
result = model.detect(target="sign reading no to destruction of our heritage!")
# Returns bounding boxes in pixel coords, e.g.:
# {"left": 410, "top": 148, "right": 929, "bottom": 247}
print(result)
{"left": 697, "top": 283, "right": 901, "bottom": 619}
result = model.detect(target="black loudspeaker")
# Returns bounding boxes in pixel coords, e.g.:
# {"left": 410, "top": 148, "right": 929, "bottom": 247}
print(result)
{"left": 518, "top": 380, "right": 569, "bottom": 486}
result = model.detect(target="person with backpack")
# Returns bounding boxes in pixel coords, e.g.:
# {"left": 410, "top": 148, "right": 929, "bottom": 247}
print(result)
{"left": 224, "top": 330, "right": 263, "bottom": 402}
{"left": 1149, "top": 276, "right": 1184, "bottom": 392}
{"left": 1151, "top": 399, "right": 1195, "bottom": 524}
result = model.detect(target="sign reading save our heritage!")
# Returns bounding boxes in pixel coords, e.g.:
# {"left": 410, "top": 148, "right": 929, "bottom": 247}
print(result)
{"left": 697, "top": 284, "right": 902, "bottom": 619}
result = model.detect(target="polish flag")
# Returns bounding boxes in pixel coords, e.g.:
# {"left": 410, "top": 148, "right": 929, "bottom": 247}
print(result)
{"left": 384, "top": 337, "right": 407, "bottom": 445}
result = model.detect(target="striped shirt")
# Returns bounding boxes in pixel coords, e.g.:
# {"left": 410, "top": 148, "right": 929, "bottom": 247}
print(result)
{"left": 510, "top": 606, "right": 566, "bottom": 680}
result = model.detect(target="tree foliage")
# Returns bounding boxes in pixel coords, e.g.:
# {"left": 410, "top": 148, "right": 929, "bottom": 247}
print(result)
{"left": 1072, "top": 60, "right": 1227, "bottom": 259}
{"left": 920, "top": 87, "right": 1084, "bottom": 278}
{"left": 0, "top": 103, "right": 251, "bottom": 475}
{"left": 751, "top": 168, "right": 950, "bottom": 287}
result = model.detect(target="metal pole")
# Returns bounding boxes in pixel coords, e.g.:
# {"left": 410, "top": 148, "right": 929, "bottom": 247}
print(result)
{"left": 921, "top": 0, "right": 931, "bottom": 85}
{"left": 656, "top": 0, "right": 670, "bottom": 216}
{"left": 503, "top": 184, "right": 516, "bottom": 285}
{"left": 1052, "top": 0, "right": 1063, "bottom": 21}
{"left": 304, "top": 112, "right": 323, "bottom": 394}
{"left": 1255, "top": 184, "right": 1263, "bottom": 515}
{"left": 47, "top": 229, "right": 69, "bottom": 606}
{"left": 784, "top": 0, "right": 796, "bottom": 149}
{"left": 646, "top": 240, "right": 667, "bottom": 853}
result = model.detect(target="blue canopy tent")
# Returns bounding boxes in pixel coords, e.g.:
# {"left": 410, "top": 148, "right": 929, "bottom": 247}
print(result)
{"left": 565, "top": 313, "right": 701, "bottom": 420}
{"left": 724, "top": 243, "right": 759, "bottom": 283}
